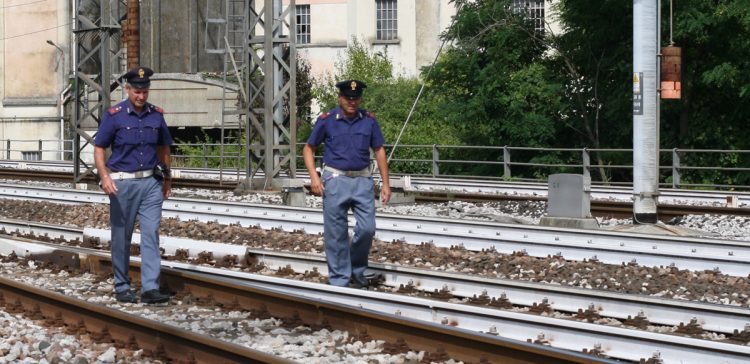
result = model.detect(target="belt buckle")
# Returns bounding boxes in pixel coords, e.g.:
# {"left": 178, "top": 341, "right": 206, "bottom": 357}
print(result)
{"left": 116, "top": 172, "right": 124, "bottom": 180}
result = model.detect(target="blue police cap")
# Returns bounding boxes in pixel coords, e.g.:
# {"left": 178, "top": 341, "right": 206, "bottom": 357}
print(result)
{"left": 335, "top": 79, "right": 367, "bottom": 99}
{"left": 124, "top": 67, "right": 154, "bottom": 89}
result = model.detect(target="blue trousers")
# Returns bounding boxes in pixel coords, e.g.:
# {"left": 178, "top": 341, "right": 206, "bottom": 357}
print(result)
{"left": 322, "top": 170, "right": 376, "bottom": 286}
{"left": 109, "top": 177, "right": 164, "bottom": 293}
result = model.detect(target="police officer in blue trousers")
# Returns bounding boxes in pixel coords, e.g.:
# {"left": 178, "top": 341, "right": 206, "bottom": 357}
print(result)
{"left": 303, "top": 80, "right": 392, "bottom": 288}
{"left": 94, "top": 67, "right": 172, "bottom": 304}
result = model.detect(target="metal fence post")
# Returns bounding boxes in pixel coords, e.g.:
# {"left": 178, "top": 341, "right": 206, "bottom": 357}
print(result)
{"left": 582, "top": 148, "right": 591, "bottom": 181}
{"left": 503, "top": 146, "right": 511, "bottom": 179}
{"left": 431, "top": 144, "right": 439, "bottom": 177}
{"left": 203, "top": 144, "right": 208, "bottom": 168}
{"left": 672, "top": 148, "right": 681, "bottom": 188}
{"left": 6, "top": 140, "right": 10, "bottom": 159}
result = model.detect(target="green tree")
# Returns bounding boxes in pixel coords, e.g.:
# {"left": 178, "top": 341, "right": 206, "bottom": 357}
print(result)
{"left": 307, "top": 38, "right": 460, "bottom": 174}
{"left": 552, "top": 0, "right": 750, "bottom": 185}
{"left": 426, "top": 0, "right": 566, "bottom": 177}
{"left": 548, "top": 0, "right": 634, "bottom": 181}
{"left": 660, "top": 0, "right": 750, "bottom": 185}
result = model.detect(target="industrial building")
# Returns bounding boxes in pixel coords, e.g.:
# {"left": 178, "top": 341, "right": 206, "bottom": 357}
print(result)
{"left": 0, "top": 0, "right": 550, "bottom": 163}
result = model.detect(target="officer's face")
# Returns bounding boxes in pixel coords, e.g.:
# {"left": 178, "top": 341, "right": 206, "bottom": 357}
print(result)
{"left": 338, "top": 95, "right": 361, "bottom": 116}
{"left": 126, "top": 85, "right": 150, "bottom": 109}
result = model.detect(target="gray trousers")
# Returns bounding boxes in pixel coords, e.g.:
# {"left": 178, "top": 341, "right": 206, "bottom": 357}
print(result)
{"left": 322, "top": 170, "right": 376, "bottom": 286}
{"left": 109, "top": 177, "right": 164, "bottom": 293}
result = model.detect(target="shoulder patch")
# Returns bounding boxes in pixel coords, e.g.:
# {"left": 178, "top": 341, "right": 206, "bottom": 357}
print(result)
{"left": 151, "top": 105, "right": 164, "bottom": 113}
{"left": 317, "top": 112, "right": 330, "bottom": 120}
{"left": 107, "top": 106, "right": 122, "bottom": 115}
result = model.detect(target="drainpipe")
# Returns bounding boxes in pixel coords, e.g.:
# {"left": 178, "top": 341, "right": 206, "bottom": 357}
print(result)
{"left": 47, "top": 39, "right": 69, "bottom": 161}
{"left": 59, "top": 85, "right": 71, "bottom": 160}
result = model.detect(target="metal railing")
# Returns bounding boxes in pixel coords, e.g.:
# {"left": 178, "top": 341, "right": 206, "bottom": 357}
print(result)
{"left": 377, "top": 144, "right": 750, "bottom": 190}
{"left": 2, "top": 139, "right": 749, "bottom": 190}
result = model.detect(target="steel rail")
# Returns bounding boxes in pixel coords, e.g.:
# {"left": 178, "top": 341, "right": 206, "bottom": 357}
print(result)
{"left": 0, "top": 236, "right": 609, "bottom": 364}
{"left": 239, "top": 247, "right": 750, "bottom": 335}
{"left": 168, "top": 265, "right": 750, "bottom": 364}
{"left": 2, "top": 162, "right": 750, "bottom": 206}
{"left": 4, "top": 217, "right": 750, "bottom": 338}
{"left": 5, "top": 221, "right": 745, "bottom": 337}
{"left": 405, "top": 177, "right": 750, "bottom": 205}
{"left": 163, "top": 263, "right": 750, "bottom": 364}
{"left": 2, "top": 185, "right": 750, "bottom": 276}
{"left": 6, "top": 236, "right": 750, "bottom": 363}
{"left": 44, "top": 237, "right": 750, "bottom": 363}
{"left": 0, "top": 273, "right": 290, "bottom": 363}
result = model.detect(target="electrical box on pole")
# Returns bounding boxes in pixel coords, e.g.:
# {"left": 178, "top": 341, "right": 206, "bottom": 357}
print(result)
{"left": 661, "top": 45, "right": 681, "bottom": 99}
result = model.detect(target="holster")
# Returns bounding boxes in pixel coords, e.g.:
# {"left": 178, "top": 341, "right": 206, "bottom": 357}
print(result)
{"left": 153, "top": 163, "right": 169, "bottom": 181}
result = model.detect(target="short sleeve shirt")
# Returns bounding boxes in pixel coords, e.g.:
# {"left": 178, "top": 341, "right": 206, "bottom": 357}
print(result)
{"left": 306, "top": 107, "right": 385, "bottom": 171}
{"left": 94, "top": 99, "right": 173, "bottom": 172}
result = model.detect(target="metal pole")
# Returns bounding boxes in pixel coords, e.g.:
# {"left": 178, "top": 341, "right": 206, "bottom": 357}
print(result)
{"left": 632, "top": 0, "right": 660, "bottom": 223}
{"left": 503, "top": 146, "right": 511, "bottom": 179}
{"left": 47, "top": 40, "right": 67, "bottom": 161}
{"left": 432, "top": 144, "right": 439, "bottom": 177}
{"left": 271, "top": 0, "right": 283, "bottom": 186}
{"left": 672, "top": 148, "right": 680, "bottom": 188}
{"left": 582, "top": 148, "right": 591, "bottom": 182}
{"left": 263, "top": 0, "right": 276, "bottom": 188}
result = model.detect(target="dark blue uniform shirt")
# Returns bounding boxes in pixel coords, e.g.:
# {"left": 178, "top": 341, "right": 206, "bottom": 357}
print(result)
{"left": 306, "top": 107, "right": 385, "bottom": 171}
{"left": 94, "top": 99, "right": 173, "bottom": 172}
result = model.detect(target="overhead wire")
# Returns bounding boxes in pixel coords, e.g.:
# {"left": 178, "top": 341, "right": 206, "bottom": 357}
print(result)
{"left": 382, "top": 6, "right": 461, "bottom": 167}
{"left": 0, "top": 23, "right": 70, "bottom": 41}
{"left": 2, "top": 0, "right": 45, "bottom": 9}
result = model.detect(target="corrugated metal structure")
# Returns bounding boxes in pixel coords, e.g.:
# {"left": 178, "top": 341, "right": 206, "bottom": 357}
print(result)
{"left": 69, "top": 0, "right": 297, "bottom": 188}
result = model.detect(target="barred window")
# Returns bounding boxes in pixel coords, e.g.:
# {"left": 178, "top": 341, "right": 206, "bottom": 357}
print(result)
{"left": 376, "top": 0, "right": 397, "bottom": 41}
{"left": 296, "top": 5, "right": 310, "bottom": 44}
{"left": 22, "top": 151, "right": 40, "bottom": 161}
{"left": 513, "top": 0, "right": 545, "bottom": 33}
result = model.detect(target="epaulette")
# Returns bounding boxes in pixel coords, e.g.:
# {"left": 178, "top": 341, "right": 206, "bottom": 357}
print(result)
{"left": 367, "top": 111, "right": 377, "bottom": 118}
{"left": 107, "top": 106, "right": 122, "bottom": 115}
{"left": 317, "top": 111, "right": 330, "bottom": 120}
{"left": 152, "top": 105, "right": 165, "bottom": 113}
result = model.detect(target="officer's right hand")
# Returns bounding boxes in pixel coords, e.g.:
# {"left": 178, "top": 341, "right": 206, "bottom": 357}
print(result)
{"left": 309, "top": 177, "right": 324, "bottom": 196}
{"left": 99, "top": 175, "right": 118, "bottom": 196}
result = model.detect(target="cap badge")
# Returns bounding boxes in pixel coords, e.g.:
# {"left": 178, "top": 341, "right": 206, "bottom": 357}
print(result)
{"left": 350, "top": 81, "right": 357, "bottom": 91}
{"left": 138, "top": 68, "right": 145, "bottom": 78}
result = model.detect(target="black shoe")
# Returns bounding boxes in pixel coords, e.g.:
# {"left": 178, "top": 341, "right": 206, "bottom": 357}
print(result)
{"left": 348, "top": 281, "right": 368, "bottom": 289}
{"left": 115, "top": 290, "right": 138, "bottom": 303}
{"left": 141, "top": 289, "right": 170, "bottom": 304}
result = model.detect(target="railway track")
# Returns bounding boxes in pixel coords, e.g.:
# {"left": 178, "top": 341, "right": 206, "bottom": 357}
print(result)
{"left": 1, "top": 184, "right": 749, "bottom": 276}
{"left": 0, "top": 234, "right": 608, "bottom": 364}
{"left": 2, "top": 227, "right": 750, "bottom": 363}
{"left": 1, "top": 165, "right": 749, "bottom": 219}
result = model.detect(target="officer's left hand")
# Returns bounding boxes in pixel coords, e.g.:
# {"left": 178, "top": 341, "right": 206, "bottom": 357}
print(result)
{"left": 380, "top": 184, "right": 391, "bottom": 205}
{"left": 163, "top": 179, "right": 171, "bottom": 199}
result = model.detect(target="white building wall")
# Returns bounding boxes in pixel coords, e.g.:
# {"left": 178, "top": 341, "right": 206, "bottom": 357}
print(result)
{"left": 0, "top": 0, "right": 69, "bottom": 160}
{"left": 291, "top": 0, "right": 456, "bottom": 79}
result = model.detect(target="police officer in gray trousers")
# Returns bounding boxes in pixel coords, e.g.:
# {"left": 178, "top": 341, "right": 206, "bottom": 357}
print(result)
{"left": 94, "top": 67, "right": 172, "bottom": 304}
{"left": 303, "top": 80, "right": 392, "bottom": 288}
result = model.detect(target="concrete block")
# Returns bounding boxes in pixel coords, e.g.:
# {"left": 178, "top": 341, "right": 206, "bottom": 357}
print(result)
{"left": 547, "top": 174, "right": 592, "bottom": 218}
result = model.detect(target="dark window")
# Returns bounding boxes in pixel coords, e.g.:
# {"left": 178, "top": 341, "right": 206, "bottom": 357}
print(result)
{"left": 296, "top": 5, "right": 311, "bottom": 44}
{"left": 513, "top": 0, "right": 545, "bottom": 33}
{"left": 376, "top": 0, "right": 397, "bottom": 40}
